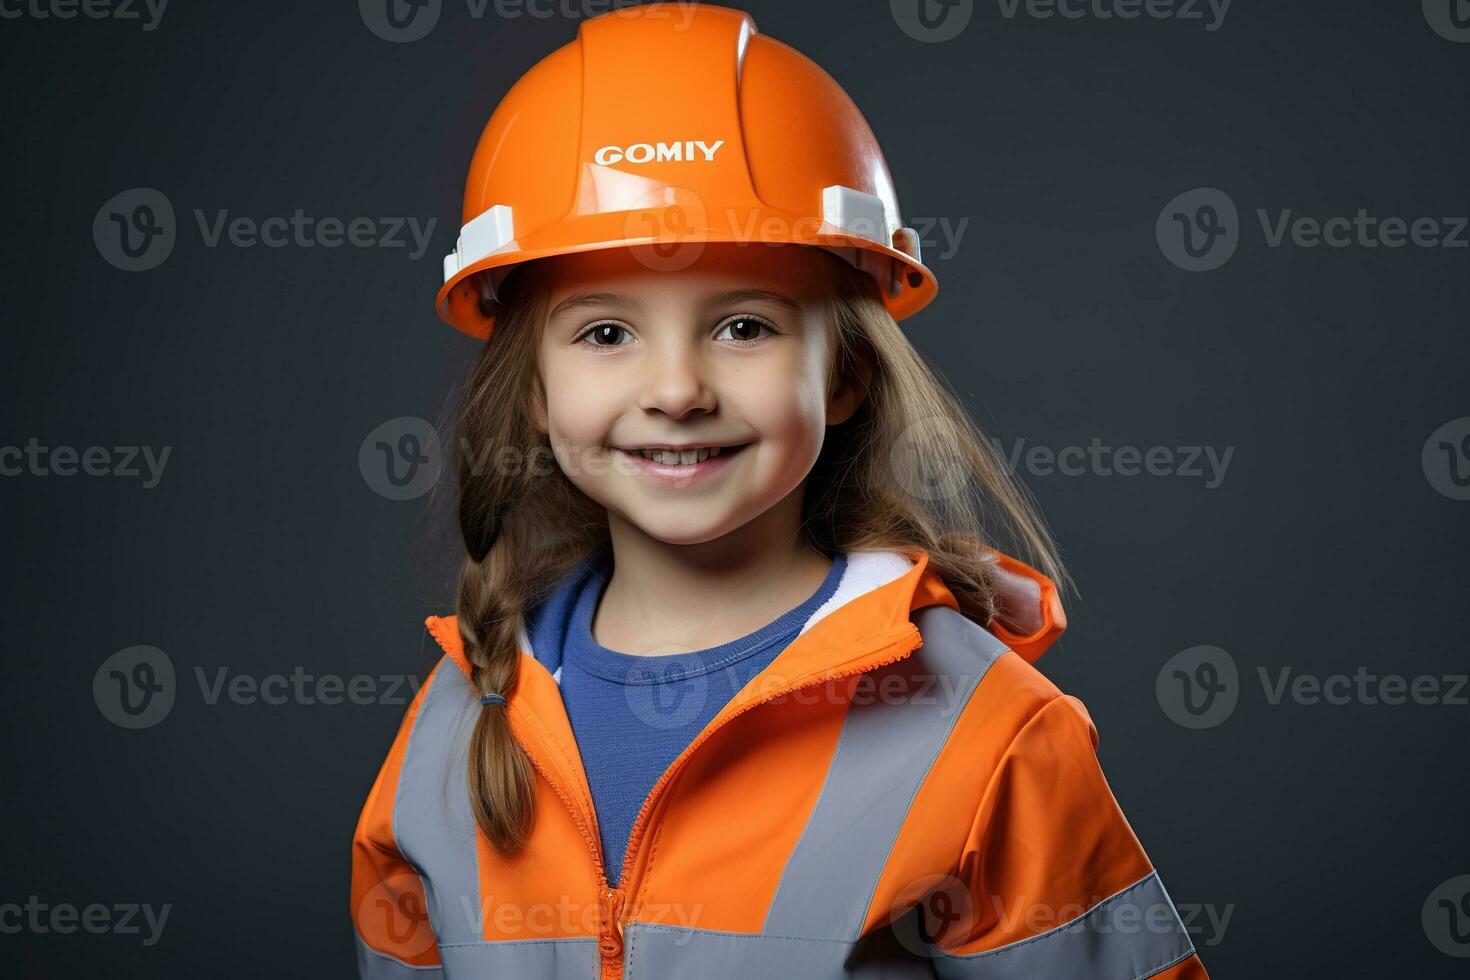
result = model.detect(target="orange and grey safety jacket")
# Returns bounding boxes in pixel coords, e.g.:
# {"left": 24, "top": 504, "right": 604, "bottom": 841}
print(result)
{"left": 351, "top": 548, "right": 1211, "bottom": 978}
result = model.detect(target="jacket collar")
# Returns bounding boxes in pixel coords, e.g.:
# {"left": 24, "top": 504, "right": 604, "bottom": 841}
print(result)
{"left": 424, "top": 546, "right": 1064, "bottom": 691}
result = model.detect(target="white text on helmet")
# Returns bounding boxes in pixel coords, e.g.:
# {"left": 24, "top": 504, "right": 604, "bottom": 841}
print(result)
{"left": 593, "top": 140, "right": 726, "bottom": 166}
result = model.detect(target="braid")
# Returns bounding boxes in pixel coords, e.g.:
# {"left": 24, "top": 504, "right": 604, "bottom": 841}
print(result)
{"left": 458, "top": 526, "right": 537, "bottom": 852}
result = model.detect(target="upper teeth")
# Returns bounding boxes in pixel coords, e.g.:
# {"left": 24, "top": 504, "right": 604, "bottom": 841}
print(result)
{"left": 635, "top": 447, "right": 724, "bottom": 465}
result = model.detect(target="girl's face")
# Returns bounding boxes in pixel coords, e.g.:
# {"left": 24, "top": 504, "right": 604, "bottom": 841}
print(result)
{"left": 533, "top": 243, "right": 865, "bottom": 547}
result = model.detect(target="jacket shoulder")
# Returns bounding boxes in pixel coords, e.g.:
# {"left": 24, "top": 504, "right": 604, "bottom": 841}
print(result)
{"left": 912, "top": 603, "right": 1070, "bottom": 731}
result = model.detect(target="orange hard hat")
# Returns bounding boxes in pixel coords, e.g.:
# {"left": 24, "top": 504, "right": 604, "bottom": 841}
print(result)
{"left": 436, "top": 2, "right": 938, "bottom": 340}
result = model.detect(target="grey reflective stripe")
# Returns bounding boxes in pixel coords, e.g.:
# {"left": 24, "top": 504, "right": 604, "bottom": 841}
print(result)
{"left": 393, "top": 655, "right": 484, "bottom": 946}
{"left": 437, "top": 937, "right": 600, "bottom": 976}
{"left": 764, "top": 605, "right": 1007, "bottom": 940}
{"left": 622, "top": 920, "right": 938, "bottom": 980}
{"left": 931, "top": 871, "right": 1197, "bottom": 980}
{"left": 355, "top": 931, "right": 444, "bottom": 978}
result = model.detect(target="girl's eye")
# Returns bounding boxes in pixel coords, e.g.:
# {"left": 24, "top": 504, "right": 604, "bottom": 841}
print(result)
{"left": 715, "top": 316, "right": 776, "bottom": 345}
{"left": 577, "top": 322, "right": 633, "bottom": 348}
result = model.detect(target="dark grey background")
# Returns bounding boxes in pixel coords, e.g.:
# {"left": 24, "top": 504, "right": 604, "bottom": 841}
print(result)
{"left": 2, "top": 0, "right": 1466, "bottom": 975}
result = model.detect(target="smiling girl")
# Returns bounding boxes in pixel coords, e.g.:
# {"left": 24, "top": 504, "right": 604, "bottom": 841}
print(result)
{"left": 351, "top": 5, "right": 1209, "bottom": 979}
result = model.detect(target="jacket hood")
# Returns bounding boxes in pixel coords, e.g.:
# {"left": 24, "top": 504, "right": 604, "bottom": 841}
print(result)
{"left": 424, "top": 548, "right": 1065, "bottom": 685}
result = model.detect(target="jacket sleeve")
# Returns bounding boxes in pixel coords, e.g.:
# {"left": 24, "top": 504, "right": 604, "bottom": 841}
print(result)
{"left": 926, "top": 693, "right": 1210, "bottom": 979}
{"left": 350, "top": 670, "right": 445, "bottom": 978}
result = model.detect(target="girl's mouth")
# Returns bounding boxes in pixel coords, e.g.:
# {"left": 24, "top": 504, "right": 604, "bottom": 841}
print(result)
{"left": 614, "top": 443, "right": 751, "bottom": 485}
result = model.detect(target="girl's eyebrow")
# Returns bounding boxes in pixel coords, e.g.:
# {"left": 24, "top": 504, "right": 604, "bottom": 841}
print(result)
{"left": 548, "top": 287, "right": 802, "bottom": 323}
{"left": 548, "top": 291, "right": 638, "bottom": 322}
{"left": 701, "top": 288, "right": 802, "bottom": 315}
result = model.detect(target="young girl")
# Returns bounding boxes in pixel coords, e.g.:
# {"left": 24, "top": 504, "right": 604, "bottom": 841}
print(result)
{"left": 352, "top": 5, "right": 1210, "bottom": 978}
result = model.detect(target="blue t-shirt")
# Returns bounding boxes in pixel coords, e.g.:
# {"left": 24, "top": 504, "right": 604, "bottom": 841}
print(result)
{"left": 525, "top": 550, "right": 848, "bottom": 887}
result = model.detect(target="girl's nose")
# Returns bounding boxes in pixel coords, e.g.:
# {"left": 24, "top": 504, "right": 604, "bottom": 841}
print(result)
{"left": 635, "top": 343, "right": 716, "bottom": 419}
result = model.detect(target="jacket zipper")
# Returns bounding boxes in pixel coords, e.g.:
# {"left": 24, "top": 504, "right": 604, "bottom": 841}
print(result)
{"left": 502, "top": 723, "right": 625, "bottom": 965}
{"left": 512, "top": 623, "right": 923, "bottom": 978}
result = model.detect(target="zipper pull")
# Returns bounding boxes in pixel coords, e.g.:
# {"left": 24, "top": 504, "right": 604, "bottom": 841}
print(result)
{"left": 598, "top": 885, "right": 625, "bottom": 958}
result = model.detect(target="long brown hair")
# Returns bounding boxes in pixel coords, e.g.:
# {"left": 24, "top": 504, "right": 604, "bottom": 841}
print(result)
{"left": 450, "top": 246, "right": 1068, "bottom": 853}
